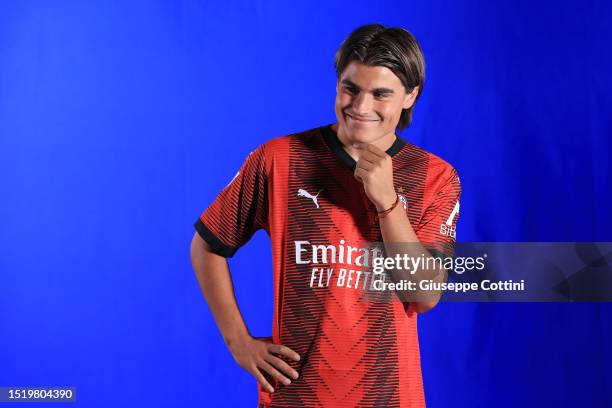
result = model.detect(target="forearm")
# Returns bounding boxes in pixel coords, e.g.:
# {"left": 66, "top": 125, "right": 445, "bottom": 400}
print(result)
{"left": 190, "top": 233, "right": 250, "bottom": 347}
{"left": 377, "top": 199, "right": 447, "bottom": 312}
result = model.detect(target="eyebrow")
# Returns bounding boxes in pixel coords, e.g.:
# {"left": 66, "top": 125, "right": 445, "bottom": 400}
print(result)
{"left": 340, "top": 79, "right": 395, "bottom": 95}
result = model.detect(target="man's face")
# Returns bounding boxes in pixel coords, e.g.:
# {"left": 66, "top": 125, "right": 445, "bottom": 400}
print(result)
{"left": 334, "top": 60, "right": 418, "bottom": 143}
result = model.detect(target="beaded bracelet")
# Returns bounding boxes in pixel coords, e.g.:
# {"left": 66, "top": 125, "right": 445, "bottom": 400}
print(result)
{"left": 377, "top": 194, "right": 400, "bottom": 219}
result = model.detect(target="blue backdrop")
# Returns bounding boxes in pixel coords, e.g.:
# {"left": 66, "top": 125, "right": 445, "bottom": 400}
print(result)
{"left": 1, "top": 1, "right": 611, "bottom": 407}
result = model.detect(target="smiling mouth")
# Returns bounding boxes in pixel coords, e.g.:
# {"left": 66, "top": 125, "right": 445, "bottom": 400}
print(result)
{"left": 345, "top": 112, "right": 379, "bottom": 122}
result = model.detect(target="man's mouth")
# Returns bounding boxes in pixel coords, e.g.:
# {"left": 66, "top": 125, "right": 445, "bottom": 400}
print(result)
{"left": 345, "top": 112, "right": 379, "bottom": 122}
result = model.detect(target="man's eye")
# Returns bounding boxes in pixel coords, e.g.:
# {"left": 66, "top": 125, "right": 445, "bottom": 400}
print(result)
{"left": 374, "top": 93, "right": 387, "bottom": 99}
{"left": 344, "top": 87, "right": 358, "bottom": 95}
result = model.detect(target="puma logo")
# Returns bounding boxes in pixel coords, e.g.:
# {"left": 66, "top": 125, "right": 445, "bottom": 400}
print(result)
{"left": 297, "top": 188, "right": 322, "bottom": 209}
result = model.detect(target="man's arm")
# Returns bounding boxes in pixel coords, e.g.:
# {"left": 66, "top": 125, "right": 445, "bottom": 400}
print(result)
{"left": 190, "top": 232, "right": 300, "bottom": 392}
{"left": 376, "top": 204, "right": 445, "bottom": 313}
{"left": 353, "top": 144, "right": 448, "bottom": 313}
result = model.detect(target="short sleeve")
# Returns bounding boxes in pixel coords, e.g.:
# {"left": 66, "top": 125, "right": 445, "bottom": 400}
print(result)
{"left": 415, "top": 167, "right": 462, "bottom": 258}
{"left": 194, "top": 144, "right": 269, "bottom": 258}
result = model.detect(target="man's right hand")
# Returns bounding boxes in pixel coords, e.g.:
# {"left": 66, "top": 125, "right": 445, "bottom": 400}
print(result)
{"left": 191, "top": 234, "right": 300, "bottom": 393}
{"left": 227, "top": 335, "right": 301, "bottom": 393}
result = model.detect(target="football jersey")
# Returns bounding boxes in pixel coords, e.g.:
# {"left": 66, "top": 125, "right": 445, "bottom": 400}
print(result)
{"left": 195, "top": 124, "right": 461, "bottom": 408}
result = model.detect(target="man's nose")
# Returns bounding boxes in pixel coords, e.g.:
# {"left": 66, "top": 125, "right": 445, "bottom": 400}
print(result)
{"left": 351, "top": 92, "right": 373, "bottom": 115}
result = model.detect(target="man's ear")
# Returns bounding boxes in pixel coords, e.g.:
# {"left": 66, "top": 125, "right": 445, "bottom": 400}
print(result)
{"left": 402, "top": 86, "right": 419, "bottom": 109}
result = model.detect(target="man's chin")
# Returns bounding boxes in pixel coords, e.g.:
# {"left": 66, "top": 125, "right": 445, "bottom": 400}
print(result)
{"left": 343, "top": 126, "right": 380, "bottom": 144}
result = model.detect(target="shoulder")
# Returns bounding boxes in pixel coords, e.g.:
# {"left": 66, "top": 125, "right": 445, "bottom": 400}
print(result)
{"left": 261, "top": 126, "right": 324, "bottom": 151}
{"left": 397, "top": 139, "right": 460, "bottom": 192}
{"left": 255, "top": 126, "right": 326, "bottom": 170}
{"left": 426, "top": 149, "right": 459, "bottom": 182}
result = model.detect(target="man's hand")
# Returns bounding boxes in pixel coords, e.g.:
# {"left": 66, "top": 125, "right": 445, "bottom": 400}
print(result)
{"left": 353, "top": 143, "right": 397, "bottom": 211}
{"left": 227, "top": 334, "right": 300, "bottom": 393}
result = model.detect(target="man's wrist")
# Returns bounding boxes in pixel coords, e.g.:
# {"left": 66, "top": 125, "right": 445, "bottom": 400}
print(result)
{"left": 375, "top": 191, "right": 398, "bottom": 212}
{"left": 223, "top": 327, "right": 251, "bottom": 350}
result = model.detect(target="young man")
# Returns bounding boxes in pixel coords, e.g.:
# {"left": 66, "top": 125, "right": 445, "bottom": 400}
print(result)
{"left": 191, "top": 24, "right": 461, "bottom": 408}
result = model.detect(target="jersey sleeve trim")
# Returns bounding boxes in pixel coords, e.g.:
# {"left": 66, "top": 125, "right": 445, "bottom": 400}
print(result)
{"left": 194, "top": 218, "right": 238, "bottom": 258}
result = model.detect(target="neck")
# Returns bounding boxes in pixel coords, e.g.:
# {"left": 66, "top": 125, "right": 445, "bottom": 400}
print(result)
{"left": 332, "top": 123, "right": 397, "bottom": 161}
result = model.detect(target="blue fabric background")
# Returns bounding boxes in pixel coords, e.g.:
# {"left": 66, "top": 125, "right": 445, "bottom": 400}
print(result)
{"left": 1, "top": 1, "right": 611, "bottom": 407}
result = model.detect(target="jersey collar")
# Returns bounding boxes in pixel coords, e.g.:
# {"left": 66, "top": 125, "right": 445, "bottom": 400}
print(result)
{"left": 321, "top": 124, "right": 406, "bottom": 170}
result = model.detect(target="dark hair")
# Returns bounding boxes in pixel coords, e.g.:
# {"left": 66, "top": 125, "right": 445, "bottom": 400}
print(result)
{"left": 334, "top": 24, "right": 426, "bottom": 131}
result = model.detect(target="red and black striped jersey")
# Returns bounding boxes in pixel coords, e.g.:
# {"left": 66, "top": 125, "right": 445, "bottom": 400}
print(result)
{"left": 195, "top": 124, "right": 461, "bottom": 408}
